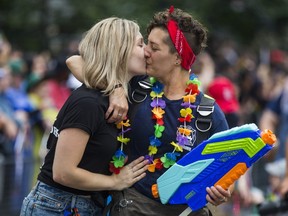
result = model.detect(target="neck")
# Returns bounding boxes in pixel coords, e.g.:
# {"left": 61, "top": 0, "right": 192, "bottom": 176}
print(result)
{"left": 161, "top": 69, "right": 190, "bottom": 100}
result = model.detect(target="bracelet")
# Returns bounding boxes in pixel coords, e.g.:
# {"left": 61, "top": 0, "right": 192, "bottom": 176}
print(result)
{"left": 114, "top": 84, "right": 123, "bottom": 89}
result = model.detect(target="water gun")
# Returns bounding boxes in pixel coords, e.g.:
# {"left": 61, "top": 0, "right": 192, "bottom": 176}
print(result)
{"left": 151, "top": 123, "right": 276, "bottom": 214}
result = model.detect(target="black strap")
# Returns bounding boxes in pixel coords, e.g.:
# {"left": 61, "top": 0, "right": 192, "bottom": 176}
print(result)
{"left": 131, "top": 77, "right": 152, "bottom": 103}
{"left": 195, "top": 94, "right": 215, "bottom": 144}
{"left": 128, "top": 77, "right": 152, "bottom": 121}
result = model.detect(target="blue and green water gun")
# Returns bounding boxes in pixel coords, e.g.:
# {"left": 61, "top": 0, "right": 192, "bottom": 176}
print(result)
{"left": 151, "top": 123, "right": 276, "bottom": 213}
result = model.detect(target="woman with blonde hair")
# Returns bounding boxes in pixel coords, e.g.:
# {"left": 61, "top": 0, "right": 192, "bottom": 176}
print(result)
{"left": 68, "top": 7, "right": 232, "bottom": 216}
{"left": 20, "top": 17, "right": 148, "bottom": 216}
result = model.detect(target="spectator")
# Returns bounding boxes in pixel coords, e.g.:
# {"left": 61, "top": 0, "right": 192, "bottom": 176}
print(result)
{"left": 207, "top": 76, "right": 240, "bottom": 128}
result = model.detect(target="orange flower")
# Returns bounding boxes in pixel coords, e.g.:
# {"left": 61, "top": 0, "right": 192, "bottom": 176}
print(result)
{"left": 183, "top": 93, "right": 197, "bottom": 103}
{"left": 152, "top": 107, "right": 165, "bottom": 119}
{"left": 178, "top": 127, "right": 192, "bottom": 136}
{"left": 116, "top": 119, "right": 130, "bottom": 129}
{"left": 148, "top": 164, "right": 156, "bottom": 172}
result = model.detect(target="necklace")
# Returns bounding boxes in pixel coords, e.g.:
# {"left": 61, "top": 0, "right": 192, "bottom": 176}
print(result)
{"left": 109, "top": 118, "right": 131, "bottom": 174}
{"left": 109, "top": 74, "right": 201, "bottom": 174}
{"left": 146, "top": 74, "right": 201, "bottom": 172}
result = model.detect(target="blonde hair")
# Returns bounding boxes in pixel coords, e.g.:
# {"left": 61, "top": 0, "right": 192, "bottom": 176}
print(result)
{"left": 79, "top": 17, "right": 139, "bottom": 96}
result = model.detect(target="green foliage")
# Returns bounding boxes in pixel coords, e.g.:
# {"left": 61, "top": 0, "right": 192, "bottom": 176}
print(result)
{"left": 0, "top": 0, "right": 287, "bottom": 52}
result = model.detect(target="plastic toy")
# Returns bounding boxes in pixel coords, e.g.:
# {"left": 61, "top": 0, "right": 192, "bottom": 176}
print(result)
{"left": 152, "top": 123, "right": 276, "bottom": 214}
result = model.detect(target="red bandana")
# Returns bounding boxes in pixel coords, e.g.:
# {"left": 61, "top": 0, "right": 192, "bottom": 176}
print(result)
{"left": 166, "top": 6, "right": 196, "bottom": 70}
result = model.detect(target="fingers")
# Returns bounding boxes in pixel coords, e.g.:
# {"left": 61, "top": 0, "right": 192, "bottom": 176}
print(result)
{"left": 105, "top": 106, "right": 114, "bottom": 120}
{"left": 106, "top": 87, "right": 129, "bottom": 123}
{"left": 132, "top": 172, "right": 146, "bottom": 183}
{"left": 132, "top": 161, "right": 149, "bottom": 176}
{"left": 127, "top": 156, "right": 148, "bottom": 170}
{"left": 215, "top": 185, "right": 231, "bottom": 198}
{"left": 206, "top": 186, "right": 231, "bottom": 206}
{"left": 112, "top": 156, "right": 149, "bottom": 191}
{"left": 114, "top": 156, "right": 148, "bottom": 190}
{"left": 127, "top": 156, "right": 149, "bottom": 179}
{"left": 105, "top": 105, "right": 128, "bottom": 123}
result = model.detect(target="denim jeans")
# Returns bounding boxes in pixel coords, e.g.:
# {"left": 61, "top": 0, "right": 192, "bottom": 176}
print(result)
{"left": 20, "top": 181, "right": 103, "bottom": 216}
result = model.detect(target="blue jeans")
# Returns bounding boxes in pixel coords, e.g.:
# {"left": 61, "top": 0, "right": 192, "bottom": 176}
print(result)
{"left": 20, "top": 181, "right": 103, "bottom": 216}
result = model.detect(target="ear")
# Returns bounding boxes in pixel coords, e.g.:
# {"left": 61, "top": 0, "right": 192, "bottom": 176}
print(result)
{"left": 175, "top": 54, "right": 182, "bottom": 65}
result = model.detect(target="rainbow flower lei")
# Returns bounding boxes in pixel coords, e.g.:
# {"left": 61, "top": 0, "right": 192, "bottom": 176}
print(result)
{"left": 146, "top": 74, "right": 201, "bottom": 172}
{"left": 109, "top": 118, "right": 131, "bottom": 174}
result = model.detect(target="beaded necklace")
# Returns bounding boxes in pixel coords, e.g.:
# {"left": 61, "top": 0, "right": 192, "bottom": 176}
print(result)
{"left": 146, "top": 74, "right": 201, "bottom": 172}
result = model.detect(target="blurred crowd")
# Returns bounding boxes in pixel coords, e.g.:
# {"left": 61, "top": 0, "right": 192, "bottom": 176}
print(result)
{"left": 0, "top": 31, "right": 81, "bottom": 215}
{"left": 195, "top": 41, "right": 288, "bottom": 215}
{"left": 0, "top": 30, "right": 288, "bottom": 216}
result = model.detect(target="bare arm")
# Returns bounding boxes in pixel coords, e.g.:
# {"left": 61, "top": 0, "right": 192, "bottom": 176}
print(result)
{"left": 66, "top": 55, "right": 84, "bottom": 82}
{"left": 260, "top": 108, "right": 288, "bottom": 197}
{"left": 259, "top": 109, "right": 278, "bottom": 132}
{"left": 66, "top": 55, "right": 128, "bottom": 123}
{"left": 0, "top": 113, "right": 18, "bottom": 139}
{"left": 53, "top": 128, "right": 148, "bottom": 191}
{"left": 259, "top": 109, "right": 279, "bottom": 160}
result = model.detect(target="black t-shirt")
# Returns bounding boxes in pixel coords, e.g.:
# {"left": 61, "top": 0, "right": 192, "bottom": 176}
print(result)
{"left": 38, "top": 84, "right": 118, "bottom": 195}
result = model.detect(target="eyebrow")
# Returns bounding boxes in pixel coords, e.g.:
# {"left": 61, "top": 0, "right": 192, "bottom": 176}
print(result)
{"left": 148, "top": 40, "right": 159, "bottom": 46}
{"left": 137, "top": 37, "right": 144, "bottom": 44}
{"left": 149, "top": 41, "right": 161, "bottom": 50}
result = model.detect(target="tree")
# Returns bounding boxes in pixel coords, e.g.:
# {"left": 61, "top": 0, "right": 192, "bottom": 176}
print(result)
{"left": 0, "top": 0, "right": 287, "bottom": 53}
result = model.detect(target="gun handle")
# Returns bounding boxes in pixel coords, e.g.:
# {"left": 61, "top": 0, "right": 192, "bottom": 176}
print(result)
{"left": 214, "top": 163, "right": 247, "bottom": 189}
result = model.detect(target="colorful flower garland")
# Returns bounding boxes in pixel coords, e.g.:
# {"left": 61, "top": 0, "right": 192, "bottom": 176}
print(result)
{"left": 146, "top": 74, "right": 201, "bottom": 172}
{"left": 109, "top": 74, "right": 201, "bottom": 174}
{"left": 109, "top": 118, "right": 131, "bottom": 174}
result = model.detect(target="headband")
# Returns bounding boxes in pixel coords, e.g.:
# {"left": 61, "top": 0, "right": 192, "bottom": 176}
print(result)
{"left": 166, "top": 6, "right": 196, "bottom": 70}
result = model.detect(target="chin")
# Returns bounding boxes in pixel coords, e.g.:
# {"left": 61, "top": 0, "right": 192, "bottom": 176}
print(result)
{"left": 146, "top": 68, "right": 153, "bottom": 76}
{"left": 146, "top": 71, "right": 153, "bottom": 76}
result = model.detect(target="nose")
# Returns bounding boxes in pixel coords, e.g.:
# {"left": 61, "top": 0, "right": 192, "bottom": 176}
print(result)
{"left": 144, "top": 46, "right": 151, "bottom": 58}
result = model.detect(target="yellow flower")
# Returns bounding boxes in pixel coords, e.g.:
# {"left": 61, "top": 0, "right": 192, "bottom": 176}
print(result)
{"left": 150, "top": 91, "right": 164, "bottom": 99}
{"left": 148, "top": 145, "right": 158, "bottom": 155}
{"left": 171, "top": 141, "right": 183, "bottom": 152}
{"left": 180, "top": 108, "right": 192, "bottom": 117}
{"left": 117, "top": 136, "right": 130, "bottom": 144}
